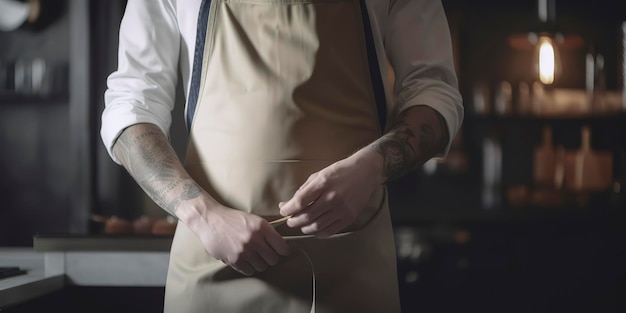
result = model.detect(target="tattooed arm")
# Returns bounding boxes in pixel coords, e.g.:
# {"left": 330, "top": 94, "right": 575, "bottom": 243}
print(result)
{"left": 112, "top": 123, "right": 202, "bottom": 216}
{"left": 372, "top": 105, "right": 449, "bottom": 182}
{"left": 113, "top": 123, "right": 289, "bottom": 275}
{"left": 280, "top": 105, "right": 449, "bottom": 237}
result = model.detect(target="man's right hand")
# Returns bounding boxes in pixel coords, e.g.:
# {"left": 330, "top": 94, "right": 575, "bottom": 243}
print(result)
{"left": 178, "top": 198, "right": 290, "bottom": 276}
{"left": 112, "top": 124, "right": 289, "bottom": 276}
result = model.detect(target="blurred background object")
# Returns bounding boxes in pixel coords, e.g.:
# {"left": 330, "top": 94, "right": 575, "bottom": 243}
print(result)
{"left": 0, "top": 0, "right": 33, "bottom": 32}
{"left": 0, "top": 0, "right": 65, "bottom": 32}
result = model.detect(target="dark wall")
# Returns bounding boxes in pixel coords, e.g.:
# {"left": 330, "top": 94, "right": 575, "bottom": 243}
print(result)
{"left": 0, "top": 4, "right": 71, "bottom": 246}
{"left": 0, "top": 0, "right": 188, "bottom": 246}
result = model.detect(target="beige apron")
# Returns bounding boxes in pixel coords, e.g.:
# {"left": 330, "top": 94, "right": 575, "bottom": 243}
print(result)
{"left": 165, "top": 0, "right": 400, "bottom": 312}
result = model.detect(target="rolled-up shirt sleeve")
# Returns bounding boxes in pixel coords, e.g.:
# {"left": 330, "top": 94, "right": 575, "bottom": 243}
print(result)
{"left": 101, "top": 0, "right": 180, "bottom": 164}
{"left": 384, "top": 0, "right": 464, "bottom": 156}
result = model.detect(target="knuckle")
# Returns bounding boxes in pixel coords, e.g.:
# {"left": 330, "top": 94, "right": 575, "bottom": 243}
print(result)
{"left": 246, "top": 218, "right": 263, "bottom": 232}
{"left": 325, "top": 191, "right": 337, "bottom": 203}
{"left": 317, "top": 175, "right": 328, "bottom": 186}
{"left": 295, "top": 196, "right": 307, "bottom": 208}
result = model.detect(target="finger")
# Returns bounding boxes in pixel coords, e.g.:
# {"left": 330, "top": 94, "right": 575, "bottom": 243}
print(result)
{"left": 286, "top": 198, "right": 331, "bottom": 228}
{"left": 245, "top": 251, "right": 269, "bottom": 273}
{"left": 256, "top": 239, "right": 280, "bottom": 266}
{"left": 264, "top": 226, "right": 290, "bottom": 257}
{"left": 231, "top": 261, "right": 255, "bottom": 276}
{"left": 279, "top": 173, "right": 318, "bottom": 210}
{"left": 279, "top": 184, "right": 323, "bottom": 216}
{"left": 300, "top": 209, "right": 340, "bottom": 235}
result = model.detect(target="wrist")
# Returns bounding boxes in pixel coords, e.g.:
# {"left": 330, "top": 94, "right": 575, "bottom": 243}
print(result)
{"left": 175, "top": 194, "right": 222, "bottom": 232}
{"left": 351, "top": 146, "right": 386, "bottom": 185}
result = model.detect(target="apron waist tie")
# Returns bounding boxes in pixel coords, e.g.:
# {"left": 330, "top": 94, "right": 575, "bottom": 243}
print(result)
{"left": 271, "top": 215, "right": 357, "bottom": 313}
{"left": 291, "top": 242, "right": 316, "bottom": 313}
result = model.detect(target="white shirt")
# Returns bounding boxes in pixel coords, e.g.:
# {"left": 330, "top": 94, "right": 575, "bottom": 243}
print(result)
{"left": 101, "top": 0, "right": 464, "bottom": 163}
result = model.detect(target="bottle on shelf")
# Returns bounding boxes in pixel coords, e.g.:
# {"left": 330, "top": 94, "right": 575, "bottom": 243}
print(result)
{"left": 482, "top": 136, "right": 502, "bottom": 209}
{"left": 563, "top": 126, "right": 613, "bottom": 192}
{"left": 472, "top": 81, "right": 491, "bottom": 115}
{"left": 525, "top": 125, "right": 567, "bottom": 208}
{"left": 533, "top": 126, "right": 557, "bottom": 187}
{"left": 494, "top": 81, "right": 513, "bottom": 115}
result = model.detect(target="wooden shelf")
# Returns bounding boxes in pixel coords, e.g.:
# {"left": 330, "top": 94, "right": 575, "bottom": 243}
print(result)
{"left": 465, "top": 112, "right": 626, "bottom": 124}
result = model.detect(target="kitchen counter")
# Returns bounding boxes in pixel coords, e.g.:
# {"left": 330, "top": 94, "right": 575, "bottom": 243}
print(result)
{"left": 1, "top": 235, "right": 173, "bottom": 309}
{"left": 33, "top": 234, "right": 173, "bottom": 252}
{"left": 0, "top": 248, "right": 64, "bottom": 308}
{"left": 32, "top": 235, "right": 172, "bottom": 287}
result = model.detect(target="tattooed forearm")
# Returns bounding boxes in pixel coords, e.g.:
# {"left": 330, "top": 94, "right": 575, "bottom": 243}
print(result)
{"left": 372, "top": 106, "right": 450, "bottom": 181}
{"left": 161, "top": 181, "right": 203, "bottom": 210}
{"left": 373, "top": 121, "right": 417, "bottom": 180}
{"left": 154, "top": 177, "right": 185, "bottom": 199}
{"left": 112, "top": 124, "right": 204, "bottom": 216}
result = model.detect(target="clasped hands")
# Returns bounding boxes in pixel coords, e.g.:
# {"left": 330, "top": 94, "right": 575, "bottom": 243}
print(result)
{"left": 278, "top": 155, "right": 382, "bottom": 238}
{"left": 194, "top": 151, "right": 384, "bottom": 276}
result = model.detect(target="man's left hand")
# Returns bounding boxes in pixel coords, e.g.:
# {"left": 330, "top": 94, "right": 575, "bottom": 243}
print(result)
{"left": 279, "top": 149, "right": 384, "bottom": 238}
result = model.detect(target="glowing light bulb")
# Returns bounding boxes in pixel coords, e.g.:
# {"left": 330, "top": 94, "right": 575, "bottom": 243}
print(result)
{"left": 538, "top": 37, "right": 555, "bottom": 84}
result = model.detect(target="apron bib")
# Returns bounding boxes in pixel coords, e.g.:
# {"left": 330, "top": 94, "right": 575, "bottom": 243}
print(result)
{"left": 165, "top": 0, "right": 400, "bottom": 312}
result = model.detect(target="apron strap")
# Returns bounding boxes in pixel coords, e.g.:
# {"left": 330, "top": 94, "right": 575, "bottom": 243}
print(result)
{"left": 359, "top": 0, "right": 387, "bottom": 134}
{"left": 186, "top": 0, "right": 213, "bottom": 129}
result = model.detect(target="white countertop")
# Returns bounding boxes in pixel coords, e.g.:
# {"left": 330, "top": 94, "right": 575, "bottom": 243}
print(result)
{"left": 0, "top": 247, "right": 64, "bottom": 308}
{"left": 0, "top": 245, "right": 170, "bottom": 309}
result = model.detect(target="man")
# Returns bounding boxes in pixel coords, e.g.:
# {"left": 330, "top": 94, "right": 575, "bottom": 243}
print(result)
{"left": 101, "top": 0, "right": 463, "bottom": 312}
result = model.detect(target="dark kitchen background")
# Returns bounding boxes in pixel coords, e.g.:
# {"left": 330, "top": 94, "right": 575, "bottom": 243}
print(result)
{"left": 1, "top": 0, "right": 625, "bottom": 312}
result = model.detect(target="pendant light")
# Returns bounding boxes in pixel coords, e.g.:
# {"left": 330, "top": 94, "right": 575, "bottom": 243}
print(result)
{"left": 534, "top": 0, "right": 559, "bottom": 85}
{"left": 536, "top": 34, "right": 559, "bottom": 84}
{"left": 508, "top": 0, "right": 584, "bottom": 86}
